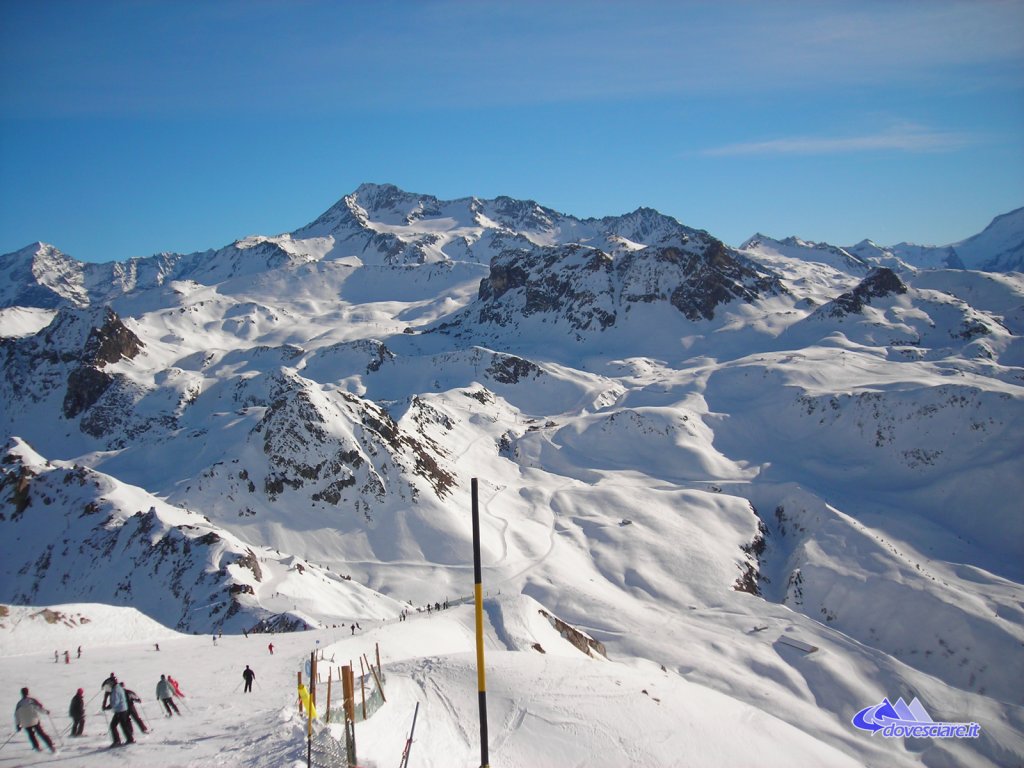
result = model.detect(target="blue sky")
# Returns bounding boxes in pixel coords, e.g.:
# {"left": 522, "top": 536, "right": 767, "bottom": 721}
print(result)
{"left": 1, "top": 0, "right": 1022, "bottom": 263}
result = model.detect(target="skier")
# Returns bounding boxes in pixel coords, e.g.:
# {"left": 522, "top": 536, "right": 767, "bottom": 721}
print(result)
{"left": 76, "top": 645, "right": 81, "bottom": 659}
{"left": 108, "top": 681, "right": 135, "bottom": 747}
{"left": 64, "top": 650, "right": 70, "bottom": 664}
{"left": 69, "top": 687, "right": 86, "bottom": 736}
{"left": 15, "top": 687, "right": 56, "bottom": 753}
{"left": 268, "top": 642, "right": 274, "bottom": 655}
{"left": 167, "top": 674, "right": 185, "bottom": 698}
{"left": 123, "top": 685, "right": 149, "bottom": 733}
{"left": 242, "top": 665, "right": 255, "bottom": 693}
{"left": 155, "top": 675, "right": 179, "bottom": 716}
{"left": 101, "top": 671, "right": 117, "bottom": 709}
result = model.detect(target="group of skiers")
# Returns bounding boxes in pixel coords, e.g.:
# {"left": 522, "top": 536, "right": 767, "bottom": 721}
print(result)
{"left": 10, "top": 671, "right": 189, "bottom": 752}
{"left": 52, "top": 647, "right": 82, "bottom": 664}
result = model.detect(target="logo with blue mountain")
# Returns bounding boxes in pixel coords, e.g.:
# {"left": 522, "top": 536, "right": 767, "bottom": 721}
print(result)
{"left": 852, "top": 697, "right": 980, "bottom": 739}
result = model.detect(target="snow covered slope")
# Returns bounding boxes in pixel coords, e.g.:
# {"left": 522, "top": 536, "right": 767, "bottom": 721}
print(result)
{"left": 743, "top": 206, "right": 1024, "bottom": 274}
{"left": 1, "top": 185, "right": 1023, "bottom": 767}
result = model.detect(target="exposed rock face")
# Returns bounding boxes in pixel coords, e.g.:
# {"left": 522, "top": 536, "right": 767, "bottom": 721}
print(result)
{"left": 60, "top": 308, "right": 143, "bottom": 419}
{"left": 1, "top": 305, "right": 144, "bottom": 423}
{"left": 469, "top": 237, "right": 786, "bottom": 333}
{"left": 644, "top": 240, "right": 785, "bottom": 322}
{"left": 824, "top": 267, "right": 908, "bottom": 317}
{"left": 63, "top": 366, "right": 115, "bottom": 419}
{"left": 248, "top": 371, "right": 455, "bottom": 514}
{"left": 538, "top": 608, "right": 607, "bottom": 658}
{"left": 0, "top": 440, "right": 391, "bottom": 634}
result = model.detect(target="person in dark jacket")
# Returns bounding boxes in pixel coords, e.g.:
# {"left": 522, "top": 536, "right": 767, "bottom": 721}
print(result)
{"left": 101, "top": 672, "right": 117, "bottom": 710}
{"left": 69, "top": 688, "right": 86, "bottom": 736}
{"left": 242, "top": 665, "right": 255, "bottom": 693}
{"left": 123, "top": 686, "right": 149, "bottom": 733}
{"left": 15, "top": 687, "right": 56, "bottom": 753}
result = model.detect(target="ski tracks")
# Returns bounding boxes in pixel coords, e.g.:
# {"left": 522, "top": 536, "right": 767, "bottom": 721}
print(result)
{"left": 489, "top": 699, "right": 527, "bottom": 755}
{"left": 408, "top": 659, "right": 472, "bottom": 750}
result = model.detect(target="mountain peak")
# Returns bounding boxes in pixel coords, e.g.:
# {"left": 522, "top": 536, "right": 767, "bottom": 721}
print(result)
{"left": 952, "top": 206, "right": 1024, "bottom": 271}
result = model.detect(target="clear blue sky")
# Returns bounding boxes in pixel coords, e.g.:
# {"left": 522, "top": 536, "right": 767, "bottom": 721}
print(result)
{"left": 1, "top": 0, "right": 1022, "bottom": 263}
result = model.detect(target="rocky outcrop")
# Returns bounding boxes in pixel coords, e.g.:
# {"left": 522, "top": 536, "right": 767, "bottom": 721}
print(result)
{"left": 465, "top": 236, "right": 786, "bottom": 334}
{"left": 823, "top": 267, "right": 908, "bottom": 317}
{"left": 538, "top": 608, "right": 607, "bottom": 658}
{"left": 60, "top": 308, "right": 143, "bottom": 419}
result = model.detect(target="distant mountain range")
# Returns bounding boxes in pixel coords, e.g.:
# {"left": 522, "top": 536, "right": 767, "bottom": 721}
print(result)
{"left": 2, "top": 184, "right": 1022, "bottom": 767}
{"left": 2, "top": 184, "right": 1021, "bottom": 312}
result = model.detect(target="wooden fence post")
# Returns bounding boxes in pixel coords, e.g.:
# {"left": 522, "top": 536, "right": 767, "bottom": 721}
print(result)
{"left": 364, "top": 653, "right": 386, "bottom": 703}
{"left": 359, "top": 656, "right": 367, "bottom": 720}
{"left": 310, "top": 652, "right": 317, "bottom": 709}
{"left": 326, "top": 674, "right": 333, "bottom": 724}
{"left": 342, "top": 665, "right": 356, "bottom": 766}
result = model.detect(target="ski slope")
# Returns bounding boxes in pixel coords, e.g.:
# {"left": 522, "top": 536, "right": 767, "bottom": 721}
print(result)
{"left": 0, "top": 600, "right": 870, "bottom": 768}
{"left": 3, "top": 596, "right": 1020, "bottom": 767}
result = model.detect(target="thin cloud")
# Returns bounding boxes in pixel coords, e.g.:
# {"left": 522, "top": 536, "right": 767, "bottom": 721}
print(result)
{"left": 702, "top": 124, "right": 974, "bottom": 157}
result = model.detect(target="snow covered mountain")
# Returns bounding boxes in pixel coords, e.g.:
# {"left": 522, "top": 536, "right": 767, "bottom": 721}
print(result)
{"left": 741, "top": 206, "right": 1024, "bottom": 275}
{"left": 1, "top": 184, "right": 1023, "bottom": 767}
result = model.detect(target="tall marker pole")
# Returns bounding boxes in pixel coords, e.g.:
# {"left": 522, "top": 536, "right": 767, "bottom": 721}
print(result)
{"left": 471, "top": 477, "right": 490, "bottom": 768}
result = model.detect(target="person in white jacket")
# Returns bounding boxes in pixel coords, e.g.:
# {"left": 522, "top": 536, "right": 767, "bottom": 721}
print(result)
{"left": 14, "top": 687, "right": 56, "bottom": 753}
{"left": 156, "top": 675, "right": 179, "bottom": 716}
{"left": 108, "top": 681, "right": 135, "bottom": 747}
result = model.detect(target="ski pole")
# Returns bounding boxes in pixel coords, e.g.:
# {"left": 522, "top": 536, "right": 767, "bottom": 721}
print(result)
{"left": 0, "top": 729, "right": 18, "bottom": 752}
{"left": 137, "top": 701, "right": 154, "bottom": 728}
{"left": 45, "top": 712, "right": 65, "bottom": 749}
{"left": 397, "top": 704, "right": 417, "bottom": 768}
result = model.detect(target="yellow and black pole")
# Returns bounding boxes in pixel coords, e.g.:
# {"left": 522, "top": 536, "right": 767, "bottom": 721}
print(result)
{"left": 471, "top": 477, "right": 490, "bottom": 768}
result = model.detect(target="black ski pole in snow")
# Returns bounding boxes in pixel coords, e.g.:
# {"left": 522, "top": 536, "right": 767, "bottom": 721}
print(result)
{"left": 398, "top": 701, "right": 420, "bottom": 768}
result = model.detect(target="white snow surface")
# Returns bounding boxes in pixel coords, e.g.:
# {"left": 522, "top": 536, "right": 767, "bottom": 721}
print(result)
{"left": 2, "top": 185, "right": 1023, "bottom": 767}
{"left": 0, "top": 598, "right": 917, "bottom": 767}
